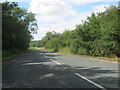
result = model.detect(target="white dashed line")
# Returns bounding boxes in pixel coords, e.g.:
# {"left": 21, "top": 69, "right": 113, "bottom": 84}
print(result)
{"left": 75, "top": 73, "right": 107, "bottom": 90}
{"left": 39, "top": 53, "right": 42, "bottom": 55}
{"left": 50, "top": 59, "right": 62, "bottom": 65}
{"left": 45, "top": 56, "right": 48, "bottom": 58}
{"left": 44, "top": 55, "right": 61, "bottom": 65}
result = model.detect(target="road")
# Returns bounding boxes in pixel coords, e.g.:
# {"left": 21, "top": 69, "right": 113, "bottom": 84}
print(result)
{"left": 2, "top": 49, "right": 119, "bottom": 89}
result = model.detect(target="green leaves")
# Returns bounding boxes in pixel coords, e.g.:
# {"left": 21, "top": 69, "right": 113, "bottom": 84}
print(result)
{"left": 2, "top": 2, "right": 38, "bottom": 50}
{"left": 32, "top": 5, "right": 119, "bottom": 58}
{"left": 45, "top": 37, "right": 60, "bottom": 52}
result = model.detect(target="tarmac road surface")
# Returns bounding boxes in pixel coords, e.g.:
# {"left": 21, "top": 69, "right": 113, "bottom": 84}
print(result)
{"left": 2, "top": 49, "right": 119, "bottom": 89}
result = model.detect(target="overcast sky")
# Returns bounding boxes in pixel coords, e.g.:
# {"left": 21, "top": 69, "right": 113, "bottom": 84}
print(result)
{"left": 1, "top": 0, "right": 118, "bottom": 40}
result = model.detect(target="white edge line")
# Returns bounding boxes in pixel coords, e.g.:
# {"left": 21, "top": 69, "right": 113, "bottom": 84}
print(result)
{"left": 75, "top": 73, "right": 107, "bottom": 90}
{"left": 50, "top": 59, "right": 61, "bottom": 65}
{"left": 89, "top": 58, "right": 117, "bottom": 64}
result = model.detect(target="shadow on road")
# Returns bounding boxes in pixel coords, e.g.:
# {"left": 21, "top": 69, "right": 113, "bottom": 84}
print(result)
{"left": 2, "top": 50, "right": 119, "bottom": 89}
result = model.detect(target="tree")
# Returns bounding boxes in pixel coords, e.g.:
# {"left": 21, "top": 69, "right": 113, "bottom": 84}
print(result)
{"left": 2, "top": 2, "right": 38, "bottom": 50}
{"left": 98, "top": 6, "right": 120, "bottom": 57}
{"left": 35, "top": 5, "right": 119, "bottom": 58}
{"left": 45, "top": 37, "right": 60, "bottom": 52}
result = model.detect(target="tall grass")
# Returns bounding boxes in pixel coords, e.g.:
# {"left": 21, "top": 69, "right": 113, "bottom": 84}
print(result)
{"left": 58, "top": 47, "right": 72, "bottom": 54}
{"left": 2, "top": 48, "right": 26, "bottom": 61}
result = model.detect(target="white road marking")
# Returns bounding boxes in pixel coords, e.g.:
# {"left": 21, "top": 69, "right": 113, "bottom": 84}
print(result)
{"left": 113, "top": 62, "right": 117, "bottom": 63}
{"left": 44, "top": 55, "right": 61, "bottom": 65}
{"left": 23, "top": 62, "right": 42, "bottom": 65}
{"left": 75, "top": 73, "right": 107, "bottom": 90}
{"left": 45, "top": 56, "right": 48, "bottom": 58}
{"left": 39, "top": 53, "right": 42, "bottom": 55}
{"left": 89, "top": 58, "right": 117, "bottom": 64}
{"left": 50, "top": 59, "right": 61, "bottom": 65}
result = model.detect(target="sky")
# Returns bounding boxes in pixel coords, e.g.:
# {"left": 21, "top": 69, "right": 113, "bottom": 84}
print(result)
{"left": 1, "top": 0, "right": 119, "bottom": 40}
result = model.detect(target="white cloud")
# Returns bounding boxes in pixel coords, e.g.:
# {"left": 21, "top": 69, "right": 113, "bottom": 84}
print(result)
{"left": 29, "top": 0, "right": 76, "bottom": 23}
{"left": 92, "top": 4, "right": 109, "bottom": 13}
{"left": 66, "top": 0, "right": 99, "bottom": 5}
{"left": 31, "top": 27, "right": 49, "bottom": 40}
{"left": 32, "top": 12, "right": 91, "bottom": 40}
{"left": 29, "top": 0, "right": 75, "bottom": 15}
{"left": 29, "top": 0, "right": 117, "bottom": 40}
{"left": 1, "top": 0, "right": 118, "bottom": 3}
{"left": 29, "top": 0, "right": 82, "bottom": 40}
{"left": 65, "top": 0, "right": 119, "bottom": 5}
{"left": 51, "top": 12, "right": 91, "bottom": 32}
{"left": 35, "top": 14, "right": 64, "bottom": 23}
{"left": 0, "top": 0, "right": 31, "bottom": 2}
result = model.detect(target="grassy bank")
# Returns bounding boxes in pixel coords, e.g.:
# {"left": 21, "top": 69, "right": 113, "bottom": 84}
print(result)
{"left": 2, "top": 49, "right": 27, "bottom": 61}
{"left": 29, "top": 47, "right": 55, "bottom": 52}
{"left": 58, "top": 47, "right": 73, "bottom": 55}
{"left": 58, "top": 47, "right": 119, "bottom": 62}
{"left": 31, "top": 47, "right": 119, "bottom": 62}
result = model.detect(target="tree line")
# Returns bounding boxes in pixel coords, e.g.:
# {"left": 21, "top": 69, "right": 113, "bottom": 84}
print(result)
{"left": 31, "top": 5, "right": 120, "bottom": 58}
{"left": 2, "top": 2, "right": 38, "bottom": 60}
{"left": 2, "top": 2, "right": 38, "bottom": 51}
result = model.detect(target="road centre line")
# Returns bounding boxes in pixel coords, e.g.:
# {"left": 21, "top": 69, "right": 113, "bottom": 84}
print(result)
{"left": 50, "top": 59, "right": 62, "bottom": 65}
{"left": 39, "top": 53, "right": 43, "bottom": 55}
{"left": 44, "top": 54, "right": 107, "bottom": 89}
{"left": 45, "top": 56, "right": 48, "bottom": 58}
{"left": 44, "top": 55, "right": 61, "bottom": 65}
{"left": 75, "top": 73, "right": 107, "bottom": 90}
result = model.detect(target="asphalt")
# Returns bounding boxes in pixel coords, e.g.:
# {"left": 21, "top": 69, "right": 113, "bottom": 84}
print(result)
{"left": 2, "top": 49, "right": 119, "bottom": 89}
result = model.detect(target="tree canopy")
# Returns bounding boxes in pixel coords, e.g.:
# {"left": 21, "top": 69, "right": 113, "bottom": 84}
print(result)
{"left": 32, "top": 5, "right": 119, "bottom": 58}
{"left": 2, "top": 2, "right": 38, "bottom": 50}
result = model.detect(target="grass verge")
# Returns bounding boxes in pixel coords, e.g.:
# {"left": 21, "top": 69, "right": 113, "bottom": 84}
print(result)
{"left": 2, "top": 48, "right": 27, "bottom": 61}
{"left": 29, "top": 47, "right": 54, "bottom": 52}
{"left": 30, "top": 47, "right": 120, "bottom": 62}
{"left": 58, "top": 47, "right": 119, "bottom": 62}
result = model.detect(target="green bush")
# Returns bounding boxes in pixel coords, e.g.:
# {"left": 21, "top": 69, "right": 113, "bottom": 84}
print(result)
{"left": 77, "top": 47, "right": 88, "bottom": 55}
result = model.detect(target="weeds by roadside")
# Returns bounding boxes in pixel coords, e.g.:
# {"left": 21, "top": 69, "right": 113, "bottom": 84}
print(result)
{"left": 2, "top": 49, "right": 27, "bottom": 61}
{"left": 30, "top": 47, "right": 119, "bottom": 62}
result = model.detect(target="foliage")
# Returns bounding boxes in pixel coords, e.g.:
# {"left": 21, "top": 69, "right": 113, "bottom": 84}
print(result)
{"left": 2, "top": 2, "right": 38, "bottom": 60}
{"left": 2, "top": 2, "right": 38, "bottom": 51}
{"left": 31, "top": 5, "right": 119, "bottom": 58}
{"left": 2, "top": 48, "right": 26, "bottom": 61}
{"left": 45, "top": 37, "right": 60, "bottom": 52}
